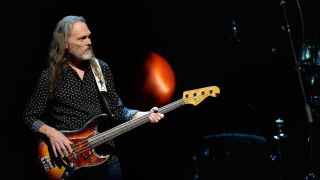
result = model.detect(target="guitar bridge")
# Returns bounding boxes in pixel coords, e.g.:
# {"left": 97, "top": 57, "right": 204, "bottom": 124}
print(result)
{"left": 40, "top": 156, "right": 54, "bottom": 172}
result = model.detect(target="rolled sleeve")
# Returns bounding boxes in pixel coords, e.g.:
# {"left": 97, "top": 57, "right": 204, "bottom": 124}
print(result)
{"left": 31, "top": 120, "right": 46, "bottom": 133}
{"left": 123, "top": 108, "right": 139, "bottom": 120}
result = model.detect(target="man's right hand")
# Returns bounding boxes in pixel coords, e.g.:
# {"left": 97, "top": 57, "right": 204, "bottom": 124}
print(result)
{"left": 40, "top": 125, "right": 73, "bottom": 158}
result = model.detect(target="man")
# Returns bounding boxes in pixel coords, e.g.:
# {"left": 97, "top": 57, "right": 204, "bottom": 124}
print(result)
{"left": 23, "top": 15, "right": 164, "bottom": 180}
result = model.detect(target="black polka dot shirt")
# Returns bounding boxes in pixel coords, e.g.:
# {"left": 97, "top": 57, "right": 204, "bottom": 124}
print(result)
{"left": 23, "top": 59, "right": 137, "bottom": 131}
{"left": 23, "top": 59, "right": 138, "bottom": 164}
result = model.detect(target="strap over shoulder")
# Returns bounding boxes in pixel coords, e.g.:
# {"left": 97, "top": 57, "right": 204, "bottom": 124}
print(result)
{"left": 90, "top": 58, "right": 107, "bottom": 92}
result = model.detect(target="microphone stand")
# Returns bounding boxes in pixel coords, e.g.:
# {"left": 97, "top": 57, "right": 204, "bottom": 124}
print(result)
{"left": 280, "top": 1, "right": 317, "bottom": 179}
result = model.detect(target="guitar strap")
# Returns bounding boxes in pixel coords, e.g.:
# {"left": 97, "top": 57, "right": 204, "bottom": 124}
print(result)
{"left": 90, "top": 58, "right": 114, "bottom": 118}
{"left": 90, "top": 58, "right": 107, "bottom": 92}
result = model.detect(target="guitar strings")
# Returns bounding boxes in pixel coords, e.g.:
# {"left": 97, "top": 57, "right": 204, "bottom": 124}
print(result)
{"left": 66, "top": 88, "right": 218, "bottom": 161}
{"left": 66, "top": 99, "right": 184, "bottom": 158}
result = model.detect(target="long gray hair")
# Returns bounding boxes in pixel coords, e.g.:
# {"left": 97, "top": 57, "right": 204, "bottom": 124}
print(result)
{"left": 48, "top": 15, "right": 87, "bottom": 96}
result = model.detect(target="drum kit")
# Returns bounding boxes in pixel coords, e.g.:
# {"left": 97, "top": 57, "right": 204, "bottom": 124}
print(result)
{"left": 187, "top": 132, "right": 280, "bottom": 180}
{"left": 183, "top": 39, "right": 320, "bottom": 180}
{"left": 185, "top": 119, "right": 292, "bottom": 180}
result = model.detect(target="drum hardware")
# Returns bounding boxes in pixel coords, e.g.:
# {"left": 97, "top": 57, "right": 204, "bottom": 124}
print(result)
{"left": 280, "top": 1, "right": 318, "bottom": 179}
{"left": 270, "top": 118, "right": 287, "bottom": 180}
{"left": 301, "top": 41, "right": 317, "bottom": 66}
{"left": 304, "top": 119, "right": 318, "bottom": 180}
{"left": 300, "top": 42, "right": 319, "bottom": 180}
{"left": 301, "top": 40, "right": 320, "bottom": 180}
{"left": 191, "top": 153, "right": 200, "bottom": 180}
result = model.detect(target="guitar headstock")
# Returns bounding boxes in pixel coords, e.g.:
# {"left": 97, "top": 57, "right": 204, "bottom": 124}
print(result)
{"left": 182, "top": 86, "right": 220, "bottom": 106}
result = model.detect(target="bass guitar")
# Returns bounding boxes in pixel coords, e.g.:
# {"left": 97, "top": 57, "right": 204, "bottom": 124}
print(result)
{"left": 38, "top": 85, "right": 220, "bottom": 179}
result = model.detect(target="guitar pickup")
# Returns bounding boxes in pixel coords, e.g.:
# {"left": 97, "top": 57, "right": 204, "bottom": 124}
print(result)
{"left": 72, "top": 151, "right": 78, "bottom": 159}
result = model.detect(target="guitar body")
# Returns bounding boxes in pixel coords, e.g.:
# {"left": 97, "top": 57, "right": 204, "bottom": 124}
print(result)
{"left": 38, "top": 114, "right": 110, "bottom": 180}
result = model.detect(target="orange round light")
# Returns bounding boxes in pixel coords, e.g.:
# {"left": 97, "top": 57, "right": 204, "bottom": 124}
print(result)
{"left": 142, "top": 51, "right": 176, "bottom": 106}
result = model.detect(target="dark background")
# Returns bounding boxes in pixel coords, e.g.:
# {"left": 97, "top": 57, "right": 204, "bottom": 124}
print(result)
{"left": 2, "top": 0, "right": 320, "bottom": 179}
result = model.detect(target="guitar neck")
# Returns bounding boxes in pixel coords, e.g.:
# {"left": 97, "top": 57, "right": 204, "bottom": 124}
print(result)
{"left": 88, "top": 99, "right": 184, "bottom": 148}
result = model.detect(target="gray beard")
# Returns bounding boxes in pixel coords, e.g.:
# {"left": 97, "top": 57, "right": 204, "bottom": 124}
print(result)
{"left": 78, "top": 51, "right": 92, "bottom": 61}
